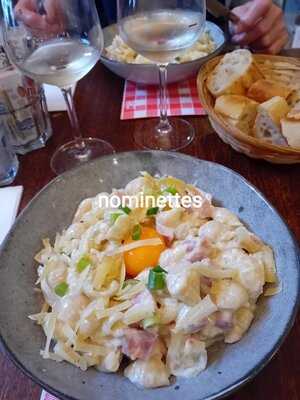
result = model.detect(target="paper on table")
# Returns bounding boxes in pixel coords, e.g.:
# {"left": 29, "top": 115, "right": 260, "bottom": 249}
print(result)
{"left": 44, "top": 84, "right": 76, "bottom": 112}
{"left": 40, "top": 391, "right": 59, "bottom": 400}
{"left": 121, "top": 78, "right": 206, "bottom": 120}
{"left": 0, "top": 186, "right": 23, "bottom": 245}
{"left": 292, "top": 26, "right": 300, "bottom": 49}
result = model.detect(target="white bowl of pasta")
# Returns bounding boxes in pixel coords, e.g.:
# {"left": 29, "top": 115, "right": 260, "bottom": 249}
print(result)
{"left": 100, "top": 22, "right": 226, "bottom": 85}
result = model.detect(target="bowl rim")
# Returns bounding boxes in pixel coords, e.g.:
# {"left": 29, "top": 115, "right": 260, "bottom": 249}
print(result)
{"left": 100, "top": 21, "right": 226, "bottom": 68}
{"left": 197, "top": 54, "right": 300, "bottom": 157}
{"left": 0, "top": 150, "right": 299, "bottom": 400}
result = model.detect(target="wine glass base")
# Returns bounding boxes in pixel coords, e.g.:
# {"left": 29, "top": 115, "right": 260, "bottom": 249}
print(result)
{"left": 134, "top": 118, "right": 195, "bottom": 151}
{"left": 50, "top": 138, "right": 115, "bottom": 175}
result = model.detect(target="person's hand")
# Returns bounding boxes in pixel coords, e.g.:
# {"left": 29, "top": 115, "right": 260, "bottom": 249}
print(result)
{"left": 15, "top": 0, "right": 65, "bottom": 37}
{"left": 230, "top": 0, "right": 289, "bottom": 54}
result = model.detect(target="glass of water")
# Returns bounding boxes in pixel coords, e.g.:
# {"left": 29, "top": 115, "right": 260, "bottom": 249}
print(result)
{"left": 0, "top": 121, "right": 19, "bottom": 186}
{"left": 117, "top": 0, "right": 206, "bottom": 151}
{"left": 1, "top": 0, "right": 114, "bottom": 174}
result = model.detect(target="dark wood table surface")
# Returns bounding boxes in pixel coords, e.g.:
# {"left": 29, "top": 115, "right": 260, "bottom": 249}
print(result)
{"left": 0, "top": 61, "right": 299, "bottom": 400}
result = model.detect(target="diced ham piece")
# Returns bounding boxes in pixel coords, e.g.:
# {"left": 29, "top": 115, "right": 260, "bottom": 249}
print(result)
{"left": 122, "top": 329, "right": 158, "bottom": 361}
{"left": 192, "top": 199, "right": 213, "bottom": 219}
{"left": 184, "top": 187, "right": 213, "bottom": 219}
{"left": 201, "top": 276, "right": 212, "bottom": 288}
{"left": 156, "top": 221, "right": 175, "bottom": 244}
{"left": 185, "top": 238, "right": 211, "bottom": 263}
{"left": 215, "top": 310, "right": 233, "bottom": 331}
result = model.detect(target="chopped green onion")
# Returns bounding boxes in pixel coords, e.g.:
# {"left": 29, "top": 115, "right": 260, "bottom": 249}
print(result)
{"left": 164, "top": 187, "right": 178, "bottom": 195}
{"left": 110, "top": 212, "right": 122, "bottom": 224}
{"left": 153, "top": 265, "right": 168, "bottom": 274}
{"left": 147, "top": 207, "right": 159, "bottom": 216}
{"left": 122, "top": 279, "right": 140, "bottom": 289}
{"left": 54, "top": 282, "right": 69, "bottom": 297}
{"left": 147, "top": 265, "right": 167, "bottom": 290}
{"left": 76, "top": 256, "right": 91, "bottom": 273}
{"left": 119, "top": 205, "right": 132, "bottom": 215}
{"left": 142, "top": 314, "right": 160, "bottom": 329}
{"left": 132, "top": 224, "right": 142, "bottom": 240}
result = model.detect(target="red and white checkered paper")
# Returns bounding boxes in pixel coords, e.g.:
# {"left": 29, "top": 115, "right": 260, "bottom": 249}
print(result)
{"left": 121, "top": 77, "right": 206, "bottom": 120}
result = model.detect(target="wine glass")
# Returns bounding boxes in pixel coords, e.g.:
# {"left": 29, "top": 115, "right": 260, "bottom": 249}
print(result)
{"left": 1, "top": 0, "right": 114, "bottom": 174}
{"left": 117, "top": 0, "right": 206, "bottom": 151}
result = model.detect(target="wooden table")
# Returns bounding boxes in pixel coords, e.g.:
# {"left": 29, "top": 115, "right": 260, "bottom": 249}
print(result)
{"left": 0, "top": 62, "right": 299, "bottom": 400}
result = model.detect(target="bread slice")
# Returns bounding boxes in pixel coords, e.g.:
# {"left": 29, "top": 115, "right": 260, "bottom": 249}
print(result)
{"left": 253, "top": 97, "right": 290, "bottom": 145}
{"left": 207, "top": 49, "right": 263, "bottom": 97}
{"left": 287, "top": 103, "right": 300, "bottom": 120}
{"left": 281, "top": 119, "right": 300, "bottom": 148}
{"left": 287, "top": 89, "right": 300, "bottom": 107}
{"left": 258, "top": 97, "right": 290, "bottom": 125}
{"left": 254, "top": 113, "right": 287, "bottom": 145}
{"left": 215, "top": 95, "right": 258, "bottom": 134}
{"left": 247, "top": 79, "right": 292, "bottom": 103}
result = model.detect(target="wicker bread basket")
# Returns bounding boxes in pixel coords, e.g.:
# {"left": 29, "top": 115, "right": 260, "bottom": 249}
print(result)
{"left": 197, "top": 54, "right": 300, "bottom": 164}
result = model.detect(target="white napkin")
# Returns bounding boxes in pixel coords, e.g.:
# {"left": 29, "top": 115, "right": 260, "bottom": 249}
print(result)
{"left": 292, "top": 26, "right": 300, "bottom": 49}
{"left": 44, "top": 84, "right": 77, "bottom": 112}
{"left": 0, "top": 186, "right": 23, "bottom": 245}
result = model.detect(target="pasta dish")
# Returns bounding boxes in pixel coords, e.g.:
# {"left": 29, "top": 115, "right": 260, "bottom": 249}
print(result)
{"left": 30, "top": 173, "right": 278, "bottom": 388}
{"left": 104, "top": 31, "right": 216, "bottom": 64}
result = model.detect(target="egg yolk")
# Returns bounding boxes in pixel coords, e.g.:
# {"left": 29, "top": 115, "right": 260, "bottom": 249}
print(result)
{"left": 124, "top": 226, "right": 166, "bottom": 277}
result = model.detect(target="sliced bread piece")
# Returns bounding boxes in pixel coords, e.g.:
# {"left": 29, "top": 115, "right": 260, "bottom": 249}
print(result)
{"left": 258, "top": 96, "right": 290, "bottom": 125}
{"left": 254, "top": 113, "right": 287, "bottom": 146}
{"left": 281, "top": 119, "right": 300, "bottom": 148}
{"left": 215, "top": 95, "right": 258, "bottom": 134}
{"left": 287, "top": 89, "right": 300, "bottom": 107}
{"left": 207, "top": 49, "right": 263, "bottom": 97}
{"left": 247, "top": 79, "right": 292, "bottom": 103}
{"left": 254, "top": 97, "right": 290, "bottom": 145}
{"left": 287, "top": 103, "right": 300, "bottom": 120}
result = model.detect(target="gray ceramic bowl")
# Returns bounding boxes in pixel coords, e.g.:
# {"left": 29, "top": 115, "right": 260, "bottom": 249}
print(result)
{"left": 100, "top": 22, "right": 226, "bottom": 85}
{"left": 0, "top": 151, "right": 299, "bottom": 400}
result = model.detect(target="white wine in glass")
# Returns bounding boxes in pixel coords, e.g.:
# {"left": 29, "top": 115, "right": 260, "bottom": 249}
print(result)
{"left": 118, "top": 1, "right": 206, "bottom": 150}
{"left": 1, "top": 0, "right": 114, "bottom": 174}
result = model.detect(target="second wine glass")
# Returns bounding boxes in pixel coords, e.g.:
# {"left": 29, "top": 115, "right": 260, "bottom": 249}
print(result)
{"left": 1, "top": 0, "right": 114, "bottom": 174}
{"left": 118, "top": 0, "right": 206, "bottom": 150}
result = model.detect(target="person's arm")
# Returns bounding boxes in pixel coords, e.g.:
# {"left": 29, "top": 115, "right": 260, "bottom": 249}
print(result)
{"left": 229, "top": 0, "right": 289, "bottom": 54}
{"left": 95, "top": 0, "right": 116, "bottom": 27}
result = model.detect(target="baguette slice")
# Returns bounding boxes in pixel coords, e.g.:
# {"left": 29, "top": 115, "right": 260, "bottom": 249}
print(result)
{"left": 258, "top": 97, "right": 290, "bottom": 125}
{"left": 222, "top": 116, "right": 254, "bottom": 134}
{"left": 281, "top": 119, "right": 300, "bottom": 148}
{"left": 207, "top": 49, "right": 263, "bottom": 97}
{"left": 247, "top": 79, "right": 292, "bottom": 103}
{"left": 287, "top": 103, "right": 300, "bottom": 120}
{"left": 287, "top": 89, "right": 300, "bottom": 107}
{"left": 254, "top": 97, "right": 290, "bottom": 145}
{"left": 215, "top": 95, "right": 258, "bottom": 134}
{"left": 254, "top": 113, "right": 287, "bottom": 146}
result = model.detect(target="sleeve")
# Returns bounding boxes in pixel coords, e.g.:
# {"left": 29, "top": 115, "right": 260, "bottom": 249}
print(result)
{"left": 95, "top": 0, "right": 117, "bottom": 27}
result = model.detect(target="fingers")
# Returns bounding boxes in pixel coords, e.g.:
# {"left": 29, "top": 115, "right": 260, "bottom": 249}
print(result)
{"left": 232, "top": 0, "right": 272, "bottom": 34}
{"left": 15, "top": 0, "right": 64, "bottom": 36}
{"left": 232, "top": 5, "right": 284, "bottom": 46}
{"left": 44, "top": 0, "right": 59, "bottom": 22}
{"left": 15, "top": 8, "right": 48, "bottom": 31}
{"left": 44, "top": 0, "right": 65, "bottom": 34}
{"left": 230, "top": 1, "right": 288, "bottom": 55}
{"left": 252, "top": 29, "right": 289, "bottom": 54}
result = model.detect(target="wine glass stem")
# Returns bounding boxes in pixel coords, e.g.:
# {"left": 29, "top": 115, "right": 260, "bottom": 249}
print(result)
{"left": 61, "top": 87, "right": 85, "bottom": 148}
{"left": 157, "top": 65, "right": 172, "bottom": 135}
